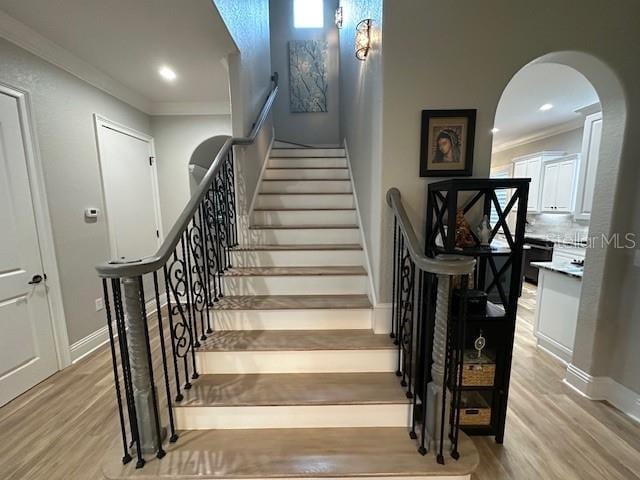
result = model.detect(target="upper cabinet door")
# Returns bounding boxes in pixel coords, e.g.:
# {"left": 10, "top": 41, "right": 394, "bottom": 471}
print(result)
{"left": 526, "top": 158, "right": 542, "bottom": 211}
{"left": 541, "top": 163, "right": 558, "bottom": 211}
{"left": 555, "top": 160, "right": 577, "bottom": 211}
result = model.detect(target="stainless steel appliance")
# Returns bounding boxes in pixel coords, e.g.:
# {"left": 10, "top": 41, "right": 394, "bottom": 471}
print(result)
{"left": 523, "top": 237, "right": 554, "bottom": 284}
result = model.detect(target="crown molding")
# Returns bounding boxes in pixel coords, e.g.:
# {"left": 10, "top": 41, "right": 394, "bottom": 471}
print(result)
{"left": 149, "top": 101, "right": 231, "bottom": 116}
{"left": 492, "top": 118, "right": 584, "bottom": 154}
{"left": 0, "top": 10, "right": 152, "bottom": 113}
{"left": 574, "top": 102, "right": 602, "bottom": 116}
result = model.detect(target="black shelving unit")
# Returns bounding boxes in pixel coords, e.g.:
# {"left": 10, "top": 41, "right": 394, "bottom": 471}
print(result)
{"left": 425, "top": 178, "right": 529, "bottom": 443}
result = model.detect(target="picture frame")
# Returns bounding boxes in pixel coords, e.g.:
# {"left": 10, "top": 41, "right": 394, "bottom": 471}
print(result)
{"left": 419, "top": 109, "right": 476, "bottom": 177}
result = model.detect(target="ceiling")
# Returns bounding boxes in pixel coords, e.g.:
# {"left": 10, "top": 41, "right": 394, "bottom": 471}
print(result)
{"left": 492, "top": 63, "right": 599, "bottom": 149}
{"left": 0, "top": 0, "right": 237, "bottom": 114}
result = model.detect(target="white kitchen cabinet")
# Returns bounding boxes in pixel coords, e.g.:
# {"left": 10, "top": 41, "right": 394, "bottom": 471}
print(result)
{"left": 575, "top": 111, "right": 603, "bottom": 220}
{"left": 540, "top": 154, "right": 579, "bottom": 213}
{"left": 512, "top": 151, "right": 563, "bottom": 212}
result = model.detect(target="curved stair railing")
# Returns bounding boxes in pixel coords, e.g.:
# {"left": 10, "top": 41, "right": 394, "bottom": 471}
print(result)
{"left": 386, "top": 187, "right": 475, "bottom": 464}
{"left": 96, "top": 75, "right": 278, "bottom": 469}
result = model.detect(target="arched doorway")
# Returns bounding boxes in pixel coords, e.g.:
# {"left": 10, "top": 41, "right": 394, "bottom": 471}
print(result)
{"left": 489, "top": 51, "right": 627, "bottom": 397}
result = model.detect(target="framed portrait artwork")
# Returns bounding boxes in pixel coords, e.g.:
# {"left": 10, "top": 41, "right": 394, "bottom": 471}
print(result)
{"left": 419, "top": 109, "right": 476, "bottom": 177}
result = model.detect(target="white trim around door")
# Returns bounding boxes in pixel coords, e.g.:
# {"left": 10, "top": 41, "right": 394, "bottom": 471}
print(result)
{"left": 93, "top": 114, "right": 164, "bottom": 260}
{"left": 0, "top": 82, "right": 71, "bottom": 369}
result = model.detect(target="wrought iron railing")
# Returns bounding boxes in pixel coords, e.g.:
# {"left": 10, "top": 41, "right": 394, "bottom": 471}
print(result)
{"left": 386, "top": 188, "right": 475, "bottom": 464}
{"left": 96, "top": 75, "right": 278, "bottom": 468}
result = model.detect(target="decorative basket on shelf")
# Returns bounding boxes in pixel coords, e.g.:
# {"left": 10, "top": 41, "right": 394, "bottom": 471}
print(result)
{"left": 459, "top": 391, "right": 492, "bottom": 426}
{"left": 462, "top": 350, "right": 496, "bottom": 386}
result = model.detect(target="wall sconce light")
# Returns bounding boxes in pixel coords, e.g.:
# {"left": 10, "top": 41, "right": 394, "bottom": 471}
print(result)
{"left": 335, "top": 6, "right": 343, "bottom": 28}
{"left": 355, "top": 19, "right": 372, "bottom": 61}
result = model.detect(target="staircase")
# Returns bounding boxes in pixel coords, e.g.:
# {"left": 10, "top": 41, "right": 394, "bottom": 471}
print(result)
{"left": 102, "top": 146, "right": 478, "bottom": 479}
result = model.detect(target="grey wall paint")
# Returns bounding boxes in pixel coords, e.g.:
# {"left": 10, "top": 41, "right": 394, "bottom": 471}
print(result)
{"left": 0, "top": 38, "right": 151, "bottom": 345}
{"left": 339, "top": 0, "right": 640, "bottom": 393}
{"left": 491, "top": 127, "right": 584, "bottom": 168}
{"left": 151, "top": 115, "right": 232, "bottom": 229}
{"left": 339, "top": 0, "right": 384, "bottom": 301}
{"left": 214, "top": 0, "right": 274, "bottom": 218}
{"left": 269, "top": 0, "right": 341, "bottom": 145}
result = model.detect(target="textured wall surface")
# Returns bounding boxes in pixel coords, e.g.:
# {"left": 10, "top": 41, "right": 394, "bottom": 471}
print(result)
{"left": 376, "top": 0, "right": 640, "bottom": 393}
{"left": 214, "top": 0, "right": 274, "bottom": 216}
{"left": 270, "top": 0, "right": 340, "bottom": 145}
{"left": 151, "top": 115, "right": 232, "bottom": 229}
{"left": 338, "top": 0, "right": 384, "bottom": 302}
{"left": 0, "top": 38, "right": 151, "bottom": 345}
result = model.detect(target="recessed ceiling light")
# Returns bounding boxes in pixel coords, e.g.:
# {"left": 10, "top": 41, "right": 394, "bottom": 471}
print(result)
{"left": 491, "top": 128, "right": 500, "bottom": 133}
{"left": 539, "top": 103, "right": 554, "bottom": 111}
{"left": 159, "top": 66, "right": 177, "bottom": 81}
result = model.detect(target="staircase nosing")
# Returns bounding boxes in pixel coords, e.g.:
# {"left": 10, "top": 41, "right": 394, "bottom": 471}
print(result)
{"left": 249, "top": 225, "right": 359, "bottom": 229}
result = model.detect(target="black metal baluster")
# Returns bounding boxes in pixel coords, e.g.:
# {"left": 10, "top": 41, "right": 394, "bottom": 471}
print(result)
{"left": 181, "top": 233, "right": 199, "bottom": 379}
{"left": 228, "top": 149, "right": 238, "bottom": 246}
{"left": 205, "top": 186, "right": 221, "bottom": 302}
{"left": 419, "top": 272, "right": 436, "bottom": 456}
{"left": 437, "top": 299, "right": 453, "bottom": 466}
{"left": 390, "top": 218, "right": 398, "bottom": 340}
{"left": 102, "top": 279, "right": 132, "bottom": 465}
{"left": 184, "top": 228, "right": 201, "bottom": 349}
{"left": 153, "top": 271, "right": 178, "bottom": 442}
{"left": 199, "top": 205, "right": 213, "bottom": 333}
{"left": 409, "top": 269, "right": 423, "bottom": 441}
{"left": 395, "top": 237, "right": 405, "bottom": 378}
{"left": 221, "top": 161, "right": 233, "bottom": 265}
{"left": 112, "top": 278, "right": 145, "bottom": 469}
{"left": 162, "top": 264, "right": 183, "bottom": 402}
{"left": 451, "top": 278, "right": 469, "bottom": 460}
{"left": 137, "top": 277, "right": 166, "bottom": 459}
{"left": 404, "top": 258, "right": 415, "bottom": 396}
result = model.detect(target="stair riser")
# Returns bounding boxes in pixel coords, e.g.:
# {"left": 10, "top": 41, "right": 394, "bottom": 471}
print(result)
{"left": 247, "top": 228, "right": 361, "bottom": 245}
{"left": 175, "top": 404, "right": 409, "bottom": 430}
{"left": 224, "top": 275, "right": 368, "bottom": 295}
{"left": 271, "top": 148, "right": 345, "bottom": 157}
{"left": 262, "top": 180, "right": 352, "bottom": 194}
{"left": 212, "top": 308, "right": 372, "bottom": 331}
{"left": 230, "top": 249, "right": 365, "bottom": 267}
{"left": 196, "top": 349, "right": 396, "bottom": 374}
{"left": 252, "top": 210, "right": 357, "bottom": 226}
{"left": 269, "top": 158, "right": 347, "bottom": 168}
{"left": 264, "top": 168, "right": 349, "bottom": 180}
{"left": 255, "top": 194, "right": 354, "bottom": 209}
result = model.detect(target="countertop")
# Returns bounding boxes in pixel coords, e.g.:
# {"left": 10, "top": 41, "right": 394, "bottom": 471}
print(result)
{"left": 531, "top": 261, "right": 583, "bottom": 279}
{"left": 524, "top": 232, "right": 588, "bottom": 248}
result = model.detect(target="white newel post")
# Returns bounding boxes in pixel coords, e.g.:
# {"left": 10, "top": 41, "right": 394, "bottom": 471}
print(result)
{"left": 425, "top": 273, "right": 454, "bottom": 452}
{"left": 122, "top": 277, "right": 165, "bottom": 454}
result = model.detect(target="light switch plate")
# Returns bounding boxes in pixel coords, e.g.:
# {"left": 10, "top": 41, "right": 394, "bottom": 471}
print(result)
{"left": 95, "top": 298, "right": 104, "bottom": 311}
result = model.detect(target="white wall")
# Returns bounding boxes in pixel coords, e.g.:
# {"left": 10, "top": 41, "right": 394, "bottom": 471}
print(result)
{"left": 339, "top": 0, "right": 384, "bottom": 303}
{"left": 269, "top": 0, "right": 341, "bottom": 145}
{"left": 213, "top": 0, "right": 274, "bottom": 220}
{"left": 0, "top": 38, "right": 151, "bottom": 346}
{"left": 151, "top": 115, "right": 232, "bottom": 229}
{"left": 376, "top": 0, "right": 640, "bottom": 395}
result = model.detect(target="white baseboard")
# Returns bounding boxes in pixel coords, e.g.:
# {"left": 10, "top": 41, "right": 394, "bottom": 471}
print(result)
{"left": 344, "top": 139, "right": 377, "bottom": 305}
{"left": 564, "top": 363, "right": 640, "bottom": 423}
{"left": 373, "top": 303, "right": 392, "bottom": 334}
{"left": 535, "top": 332, "right": 572, "bottom": 364}
{"left": 70, "top": 325, "right": 110, "bottom": 363}
{"left": 70, "top": 293, "right": 167, "bottom": 364}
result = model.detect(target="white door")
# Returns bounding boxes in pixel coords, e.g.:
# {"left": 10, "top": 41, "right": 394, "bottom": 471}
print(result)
{"left": 96, "top": 119, "right": 161, "bottom": 261}
{"left": 0, "top": 92, "right": 58, "bottom": 407}
{"left": 555, "top": 160, "right": 576, "bottom": 211}
{"left": 541, "top": 163, "right": 558, "bottom": 211}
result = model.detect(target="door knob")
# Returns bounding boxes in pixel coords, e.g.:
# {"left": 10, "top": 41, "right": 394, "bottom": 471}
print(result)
{"left": 28, "top": 274, "right": 43, "bottom": 285}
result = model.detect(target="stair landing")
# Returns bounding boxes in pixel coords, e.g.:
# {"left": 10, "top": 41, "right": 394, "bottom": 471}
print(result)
{"left": 103, "top": 428, "right": 479, "bottom": 479}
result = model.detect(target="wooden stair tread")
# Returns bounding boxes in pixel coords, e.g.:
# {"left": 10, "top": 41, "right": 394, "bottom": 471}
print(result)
{"left": 103, "top": 428, "right": 479, "bottom": 479}
{"left": 249, "top": 224, "right": 359, "bottom": 230}
{"left": 225, "top": 266, "right": 366, "bottom": 276}
{"left": 253, "top": 208, "right": 356, "bottom": 211}
{"left": 232, "top": 244, "right": 362, "bottom": 251}
{"left": 212, "top": 294, "right": 371, "bottom": 310}
{"left": 198, "top": 329, "right": 394, "bottom": 352}
{"left": 257, "top": 192, "right": 353, "bottom": 195}
{"left": 267, "top": 166, "right": 348, "bottom": 170}
{"left": 180, "top": 373, "right": 408, "bottom": 407}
